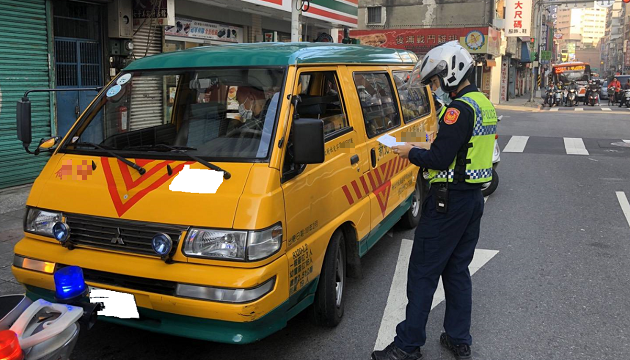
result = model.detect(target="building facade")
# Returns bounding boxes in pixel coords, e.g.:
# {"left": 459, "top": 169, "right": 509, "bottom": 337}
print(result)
{"left": 601, "top": 1, "right": 624, "bottom": 77}
{"left": 352, "top": 0, "right": 515, "bottom": 105}
{"left": 0, "top": 0, "right": 358, "bottom": 189}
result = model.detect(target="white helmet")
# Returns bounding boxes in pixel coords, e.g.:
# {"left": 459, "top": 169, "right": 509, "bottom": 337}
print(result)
{"left": 411, "top": 41, "right": 474, "bottom": 92}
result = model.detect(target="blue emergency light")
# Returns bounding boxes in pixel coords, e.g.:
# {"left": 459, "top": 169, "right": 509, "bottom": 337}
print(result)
{"left": 54, "top": 266, "right": 87, "bottom": 301}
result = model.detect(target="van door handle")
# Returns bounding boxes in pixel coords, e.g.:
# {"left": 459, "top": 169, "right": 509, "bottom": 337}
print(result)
{"left": 370, "top": 149, "right": 376, "bottom": 168}
{"left": 350, "top": 155, "right": 359, "bottom": 165}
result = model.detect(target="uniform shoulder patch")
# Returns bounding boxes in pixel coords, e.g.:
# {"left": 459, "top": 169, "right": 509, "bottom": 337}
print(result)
{"left": 443, "top": 108, "right": 460, "bottom": 125}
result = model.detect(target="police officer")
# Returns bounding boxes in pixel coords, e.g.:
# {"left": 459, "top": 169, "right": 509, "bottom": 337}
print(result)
{"left": 372, "top": 41, "right": 496, "bottom": 360}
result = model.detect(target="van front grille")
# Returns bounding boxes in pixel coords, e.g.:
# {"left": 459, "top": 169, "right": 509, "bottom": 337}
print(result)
{"left": 64, "top": 213, "right": 187, "bottom": 257}
{"left": 57, "top": 265, "right": 177, "bottom": 295}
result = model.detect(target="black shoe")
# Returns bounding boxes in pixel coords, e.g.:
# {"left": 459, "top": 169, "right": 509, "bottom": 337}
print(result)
{"left": 440, "top": 333, "right": 472, "bottom": 360}
{"left": 371, "top": 342, "right": 422, "bottom": 360}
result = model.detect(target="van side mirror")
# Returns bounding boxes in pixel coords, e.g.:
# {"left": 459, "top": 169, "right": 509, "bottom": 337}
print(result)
{"left": 293, "top": 118, "right": 325, "bottom": 164}
{"left": 16, "top": 97, "right": 32, "bottom": 145}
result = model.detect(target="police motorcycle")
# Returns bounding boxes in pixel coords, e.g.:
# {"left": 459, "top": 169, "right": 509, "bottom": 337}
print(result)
{"left": 0, "top": 266, "right": 101, "bottom": 360}
{"left": 481, "top": 117, "right": 500, "bottom": 197}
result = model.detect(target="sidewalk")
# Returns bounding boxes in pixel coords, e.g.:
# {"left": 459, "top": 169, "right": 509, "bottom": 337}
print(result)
{"left": 0, "top": 184, "right": 32, "bottom": 295}
{"left": 494, "top": 93, "right": 543, "bottom": 112}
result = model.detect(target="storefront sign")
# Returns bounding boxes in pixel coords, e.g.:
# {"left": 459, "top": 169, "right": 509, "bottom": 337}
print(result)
{"left": 133, "top": 0, "right": 174, "bottom": 26}
{"left": 243, "top": 0, "right": 358, "bottom": 27}
{"left": 501, "top": 57, "right": 509, "bottom": 102}
{"left": 165, "top": 18, "right": 243, "bottom": 43}
{"left": 349, "top": 27, "right": 495, "bottom": 56}
{"left": 505, "top": 0, "right": 532, "bottom": 37}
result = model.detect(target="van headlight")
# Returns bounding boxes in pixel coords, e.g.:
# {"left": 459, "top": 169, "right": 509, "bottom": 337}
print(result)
{"left": 24, "top": 208, "right": 62, "bottom": 238}
{"left": 183, "top": 224, "right": 282, "bottom": 261}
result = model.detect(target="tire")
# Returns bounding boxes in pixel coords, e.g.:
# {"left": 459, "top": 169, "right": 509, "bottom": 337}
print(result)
{"left": 481, "top": 168, "right": 499, "bottom": 197}
{"left": 310, "top": 230, "right": 346, "bottom": 327}
{"left": 398, "top": 176, "right": 426, "bottom": 229}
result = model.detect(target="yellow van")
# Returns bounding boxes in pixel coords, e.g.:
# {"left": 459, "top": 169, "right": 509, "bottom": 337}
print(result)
{"left": 12, "top": 43, "right": 437, "bottom": 343}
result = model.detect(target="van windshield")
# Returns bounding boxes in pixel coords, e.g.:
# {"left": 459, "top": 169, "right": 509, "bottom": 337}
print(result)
{"left": 60, "top": 67, "right": 285, "bottom": 160}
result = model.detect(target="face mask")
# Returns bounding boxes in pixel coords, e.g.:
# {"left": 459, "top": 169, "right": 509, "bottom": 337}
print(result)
{"left": 238, "top": 98, "right": 253, "bottom": 121}
{"left": 434, "top": 88, "right": 451, "bottom": 106}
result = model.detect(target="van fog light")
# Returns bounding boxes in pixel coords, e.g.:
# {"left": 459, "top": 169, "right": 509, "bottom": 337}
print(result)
{"left": 152, "top": 234, "right": 173, "bottom": 257}
{"left": 52, "top": 222, "right": 70, "bottom": 244}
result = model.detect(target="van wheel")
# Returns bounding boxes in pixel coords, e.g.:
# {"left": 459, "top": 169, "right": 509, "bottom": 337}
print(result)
{"left": 398, "top": 177, "right": 425, "bottom": 229}
{"left": 310, "top": 230, "right": 346, "bottom": 327}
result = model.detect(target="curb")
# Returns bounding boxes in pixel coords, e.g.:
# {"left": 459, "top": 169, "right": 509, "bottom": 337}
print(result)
{"left": 494, "top": 104, "right": 542, "bottom": 112}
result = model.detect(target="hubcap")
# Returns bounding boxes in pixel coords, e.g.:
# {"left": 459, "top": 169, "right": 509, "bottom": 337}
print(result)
{"left": 335, "top": 247, "right": 344, "bottom": 307}
{"left": 411, "top": 184, "right": 421, "bottom": 218}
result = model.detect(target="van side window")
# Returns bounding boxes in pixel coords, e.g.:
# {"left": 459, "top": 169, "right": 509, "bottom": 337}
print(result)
{"left": 295, "top": 71, "right": 350, "bottom": 139}
{"left": 393, "top": 71, "right": 431, "bottom": 123}
{"left": 353, "top": 72, "right": 401, "bottom": 138}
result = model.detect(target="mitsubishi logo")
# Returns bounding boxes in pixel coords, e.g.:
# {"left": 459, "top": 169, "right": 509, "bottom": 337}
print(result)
{"left": 111, "top": 227, "right": 125, "bottom": 245}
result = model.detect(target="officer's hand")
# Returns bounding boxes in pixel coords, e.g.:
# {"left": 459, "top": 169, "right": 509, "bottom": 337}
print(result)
{"left": 392, "top": 143, "right": 414, "bottom": 159}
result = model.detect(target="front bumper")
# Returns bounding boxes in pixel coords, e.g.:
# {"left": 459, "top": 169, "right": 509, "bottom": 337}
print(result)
{"left": 12, "top": 237, "right": 315, "bottom": 343}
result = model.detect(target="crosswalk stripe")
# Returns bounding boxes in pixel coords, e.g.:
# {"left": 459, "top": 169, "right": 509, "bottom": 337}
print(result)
{"left": 616, "top": 192, "right": 630, "bottom": 229}
{"left": 564, "top": 137, "right": 589, "bottom": 155}
{"left": 602, "top": 107, "right": 612, "bottom": 111}
{"left": 503, "top": 135, "right": 529, "bottom": 153}
{"left": 575, "top": 108, "right": 584, "bottom": 111}
{"left": 623, "top": 140, "right": 630, "bottom": 143}
{"left": 550, "top": 108, "right": 559, "bottom": 112}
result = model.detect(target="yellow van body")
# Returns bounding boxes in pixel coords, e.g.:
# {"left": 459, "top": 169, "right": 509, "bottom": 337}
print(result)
{"left": 12, "top": 43, "right": 437, "bottom": 344}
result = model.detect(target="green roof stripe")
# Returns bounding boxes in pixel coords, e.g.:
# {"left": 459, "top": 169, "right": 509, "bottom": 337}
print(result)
{"left": 125, "top": 43, "right": 418, "bottom": 71}
{"left": 310, "top": 0, "right": 358, "bottom": 16}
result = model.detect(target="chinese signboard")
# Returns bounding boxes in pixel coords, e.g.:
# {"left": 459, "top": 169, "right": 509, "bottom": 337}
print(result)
{"left": 133, "top": 0, "right": 174, "bottom": 26}
{"left": 349, "top": 27, "right": 500, "bottom": 56}
{"left": 501, "top": 57, "right": 509, "bottom": 102}
{"left": 164, "top": 18, "right": 244, "bottom": 43}
{"left": 505, "top": 0, "right": 532, "bottom": 37}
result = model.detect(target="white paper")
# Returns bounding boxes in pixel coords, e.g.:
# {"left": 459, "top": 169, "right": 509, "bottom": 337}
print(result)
{"left": 377, "top": 134, "right": 405, "bottom": 148}
{"left": 90, "top": 287, "right": 139, "bottom": 319}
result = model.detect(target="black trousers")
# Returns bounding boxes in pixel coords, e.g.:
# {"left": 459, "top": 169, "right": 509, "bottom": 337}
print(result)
{"left": 394, "top": 186, "right": 484, "bottom": 352}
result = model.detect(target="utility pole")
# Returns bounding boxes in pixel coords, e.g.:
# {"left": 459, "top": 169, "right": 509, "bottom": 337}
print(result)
{"left": 291, "top": 0, "right": 302, "bottom": 42}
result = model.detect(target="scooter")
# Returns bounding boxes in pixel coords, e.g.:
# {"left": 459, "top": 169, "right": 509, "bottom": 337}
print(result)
{"left": 544, "top": 88, "right": 555, "bottom": 107}
{"left": 554, "top": 88, "right": 564, "bottom": 107}
{"left": 588, "top": 91, "right": 600, "bottom": 106}
{"left": 0, "top": 266, "right": 101, "bottom": 360}
{"left": 567, "top": 88, "right": 577, "bottom": 107}
{"left": 620, "top": 89, "right": 630, "bottom": 107}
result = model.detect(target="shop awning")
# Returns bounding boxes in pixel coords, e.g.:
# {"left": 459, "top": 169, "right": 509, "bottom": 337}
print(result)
{"left": 520, "top": 42, "right": 531, "bottom": 63}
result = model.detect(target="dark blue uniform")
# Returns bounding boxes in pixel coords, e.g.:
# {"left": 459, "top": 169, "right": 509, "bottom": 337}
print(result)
{"left": 393, "top": 84, "right": 485, "bottom": 352}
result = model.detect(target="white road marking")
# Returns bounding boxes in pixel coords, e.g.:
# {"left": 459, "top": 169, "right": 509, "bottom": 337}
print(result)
{"left": 616, "top": 192, "right": 630, "bottom": 229}
{"left": 575, "top": 108, "right": 584, "bottom": 111}
{"left": 623, "top": 140, "right": 630, "bottom": 143}
{"left": 549, "top": 108, "right": 559, "bottom": 112}
{"left": 602, "top": 107, "right": 612, "bottom": 111}
{"left": 484, "top": 196, "right": 488, "bottom": 203}
{"left": 564, "top": 137, "right": 589, "bottom": 155}
{"left": 374, "top": 240, "right": 499, "bottom": 351}
{"left": 503, "top": 135, "right": 529, "bottom": 153}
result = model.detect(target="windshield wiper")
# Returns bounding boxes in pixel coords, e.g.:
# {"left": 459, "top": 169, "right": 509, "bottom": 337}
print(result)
{"left": 73, "top": 142, "right": 146, "bottom": 175}
{"left": 125, "top": 144, "right": 231, "bottom": 179}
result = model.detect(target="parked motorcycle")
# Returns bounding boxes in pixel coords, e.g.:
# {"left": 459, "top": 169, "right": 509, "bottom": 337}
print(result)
{"left": 0, "top": 266, "right": 101, "bottom": 360}
{"left": 567, "top": 88, "right": 577, "bottom": 107}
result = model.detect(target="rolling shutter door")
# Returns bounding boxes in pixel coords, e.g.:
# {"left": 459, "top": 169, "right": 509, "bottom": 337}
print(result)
{"left": 129, "top": 20, "right": 163, "bottom": 130}
{"left": 0, "top": 0, "right": 51, "bottom": 188}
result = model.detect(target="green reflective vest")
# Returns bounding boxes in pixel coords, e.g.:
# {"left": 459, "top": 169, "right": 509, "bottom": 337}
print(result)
{"left": 428, "top": 91, "right": 497, "bottom": 184}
